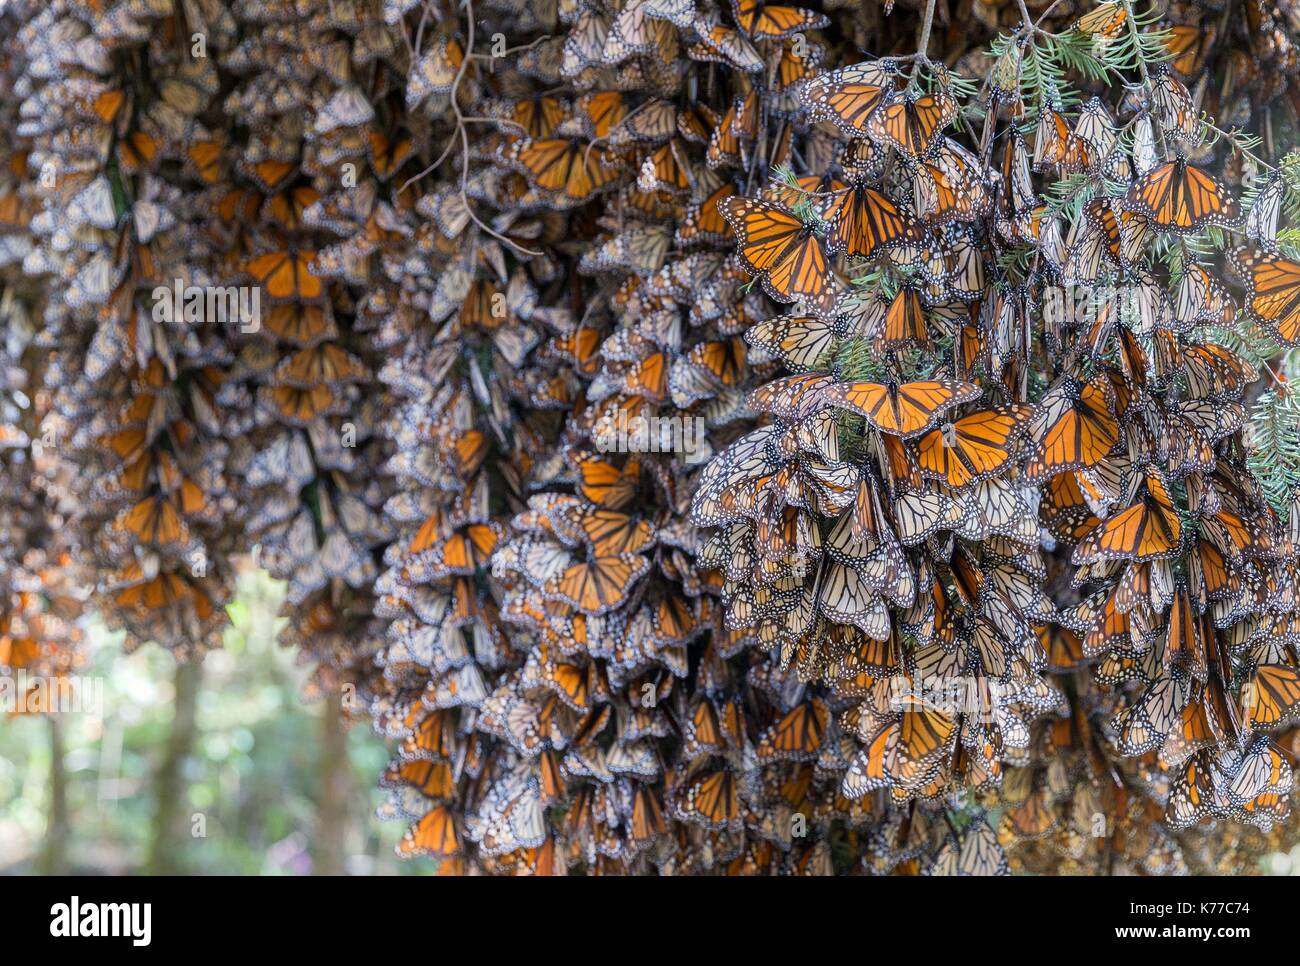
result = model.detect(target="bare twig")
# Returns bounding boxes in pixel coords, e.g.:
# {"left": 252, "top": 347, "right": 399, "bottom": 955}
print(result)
{"left": 467, "top": 34, "right": 553, "bottom": 60}
{"left": 915, "top": 0, "right": 938, "bottom": 62}
{"left": 1033, "top": 0, "right": 1067, "bottom": 30}
{"left": 398, "top": 0, "right": 541, "bottom": 256}
{"left": 413, "top": 0, "right": 435, "bottom": 59}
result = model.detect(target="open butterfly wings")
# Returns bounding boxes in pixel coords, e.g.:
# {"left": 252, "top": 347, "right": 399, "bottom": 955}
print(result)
{"left": 824, "top": 379, "right": 982, "bottom": 438}
{"left": 720, "top": 195, "right": 840, "bottom": 314}
{"left": 1124, "top": 160, "right": 1241, "bottom": 234}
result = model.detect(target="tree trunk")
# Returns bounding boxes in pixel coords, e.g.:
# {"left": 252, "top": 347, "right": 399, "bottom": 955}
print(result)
{"left": 315, "top": 690, "right": 350, "bottom": 875}
{"left": 38, "top": 714, "right": 68, "bottom": 874}
{"left": 146, "top": 659, "right": 203, "bottom": 875}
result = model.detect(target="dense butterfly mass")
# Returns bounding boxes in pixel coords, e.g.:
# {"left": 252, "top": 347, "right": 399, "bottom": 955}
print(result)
{"left": 6, "top": 0, "right": 1300, "bottom": 875}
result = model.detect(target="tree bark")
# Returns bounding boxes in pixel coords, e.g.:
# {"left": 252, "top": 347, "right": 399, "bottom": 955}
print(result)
{"left": 145, "top": 659, "right": 203, "bottom": 875}
{"left": 38, "top": 714, "right": 68, "bottom": 874}
{"left": 315, "top": 690, "right": 350, "bottom": 875}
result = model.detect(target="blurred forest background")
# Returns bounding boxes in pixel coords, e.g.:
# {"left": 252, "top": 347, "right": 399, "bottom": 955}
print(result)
{"left": 0, "top": 567, "right": 430, "bottom": 875}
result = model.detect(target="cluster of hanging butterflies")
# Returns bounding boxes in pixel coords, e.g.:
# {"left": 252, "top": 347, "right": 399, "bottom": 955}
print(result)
{"left": 7, "top": 0, "right": 1300, "bottom": 875}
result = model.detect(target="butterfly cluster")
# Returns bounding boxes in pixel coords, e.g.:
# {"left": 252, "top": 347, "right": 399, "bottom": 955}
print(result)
{"left": 5, "top": 0, "right": 1300, "bottom": 875}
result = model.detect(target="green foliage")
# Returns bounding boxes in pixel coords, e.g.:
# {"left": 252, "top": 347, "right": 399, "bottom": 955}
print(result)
{"left": 1204, "top": 318, "right": 1282, "bottom": 372}
{"left": 1247, "top": 381, "right": 1300, "bottom": 514}
{"left": 1036, "top": 30, "right": 1113, "bottom": 87}
{"left": 772, "top": 163, "right": 829, "bottom": 230}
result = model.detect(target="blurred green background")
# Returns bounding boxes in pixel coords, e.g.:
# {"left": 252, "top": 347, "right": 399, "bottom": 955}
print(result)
{"left": 0, "top": 569, "right": 431, "bottom": 875}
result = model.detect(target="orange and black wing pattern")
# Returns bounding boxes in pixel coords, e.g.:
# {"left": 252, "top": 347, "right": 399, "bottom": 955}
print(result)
{"left": 1124, "top": 159, "right": 1239, "bottom": 233}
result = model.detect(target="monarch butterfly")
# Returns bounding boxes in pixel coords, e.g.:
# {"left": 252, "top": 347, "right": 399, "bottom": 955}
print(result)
{"left": 1085, "top": 197, "right": 1150, "bottom": 267}
{"left": 408, "top": 519, "right": 501, "bottom": 575}
{"left": 1124, "top": 159, "right": 1240, "bottom": 233}
{"left": 886, "top": 486, "right": 961, "bottom": 545}
{"left": 818, "top": 561, "right": 891, "bottom": 637}
{"left": 1242, "top": 250, "right": 1300, "bottom": 346}
{"left": 548, "top": 325, "right": 604, "bottom": 376}
{"left": 917, "top": 407, "right": 1026, "bottom": 488}
{"left": 744, "top": 313, "right": 838, "bottom": 372}
{"left": 542, "top": 553, "right": 651, "bottom": 615}
{"left": 1041, "top": 472, "right": 1102, "bottom": 548}
{"left": 116, "top": 495, "right": 187, "bottom": 547}
{"left": 676, "top": 769, "right": 741, "bottom": 829}
{"left": 1245, "top": 173, "right": 1283, "bottom": 248}
{"left": 772, "top": 36, "right": 820, "bottom": 95}
{"left": 528, "top": 646, "right": 602, "bottom": 714}
{"left": 843, "top": 721, "right": 927, "bottom": 797}
{"left": 1114, "top": 669, "right": 1190, "bottom": 755}
{"left": 866, "top": 90, "right": 958, "bottom": 159}
{"left": 629, "top": 784, "right": 667, "bottom": 843}
{"left": 690, "top": 23, "right": 764, "bottom": 72}
{"left": 756, "top": 699, "right": 828, "bottom": 762}
{"left": 897, "top": 690, "right": 958, "bottom": 763}
{"left": 1164, "top": 22, "right": 1216, "bottom": 77}
{"left": 636, "top": 141, "right": 691, "bottom": 194}
{"left": 466, "top": 773, "right": 547, "bottom": 856}
{"left": 1173, "top": 263, "right": 1234, "bottom": 329}
{"left": 617, "top": 350, "right": 669, "bottom": 400}
{"left": 1034, "top": 108, "right": 1091, "bottom": 173}
{"left": 1245, "top": 665, "right": 1300, "bottom": 730}
{"left": 575, "top": 91, "right": 628, "bottom": 139}
{"left": 274, "top": 343, "right": 368, "bottom": 387}
{"left": 1178, "top": 340, "right": 1257, "bottom": 399}
{"left": 1074, "top": 97, "right": 1121, "bottom": 172}
{"left": 1073, "top": 469, "right": 1183, "bottom": 564}
{"left": 244, "top": 250, "right": 324, "bottom": 302}
{"left": 186, "top": 140, "right": 225, "bottom": 184}
{"left": 683, "top": 698, "right": 744, "bottom": 757}
{"left": 604, "top": 0, "right": 675, "bottom": 63}
{"left": 825, "top": 378, "right": 981, "bottom": 438}
{"left": 1072, "top": 1, "right": 1127, "bottom": 37}
{"left": 401, "top": 709, "right": 457, "bottom": 762}
{"left": 1024, "top": 375, "right": 1119, "bottom": 479}
{"left": 573, "top": 452, "right": 641, "bottom": 508}
{"left": 823, "top": 183, "right": 919, "bottom": 257}
{"left": 555, "top": 505, "right": 656, "bottom": 555}
{"left": 263, "top": 384, "right": 339, "bottom": 425}
{"left": 383, "top": 758, "right": 456, "bottom": 801}
{"left": 675, "top": 182, "right": 737, "bottom": 246}
{"left": 1149, "top": 68, "right": 1200, "bottom": 143}
{"left": 246, "top": 158, "right": 296, "bottom": 193}
{"left": 408, "top": 33, "right": 464, "bottom": 99}
{"left": 803, "top": 61, "right": 894, "bottom": 136}
{"left": 117, "top": 130, "right": 158, "bottom": 174}
{"left": 682, "top": 337, "right": 747, "bottom": 389}
{"left": 720, "top": 196, "right": 838, "bottom": 313}
{"left": 1165, "top": 752, "right": 1221, "bottom": 830}
{"left": 704, "top": 95, "right": 749, "bottom": 170}
{"left": 729, "top": 0, "right": 829, "bottom": 39}
{"left": 114, "top": 571, "right": 215, "bottom": 623}
{"left": 1226, "top": 736, "right": 1293, "bottom": 809}
{"left": 509, "top": 138, "right": 622, "bottom": 201}
{"left": 913, "top": 139, "right": 991, "bottom": 224}
{"left": 1162, "top": 584, "right": 1205, "bottom": 676}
